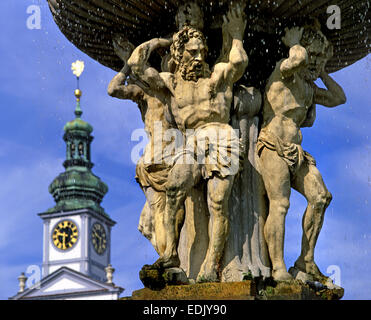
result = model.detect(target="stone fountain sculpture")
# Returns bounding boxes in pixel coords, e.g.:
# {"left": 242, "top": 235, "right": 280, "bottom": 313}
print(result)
{"left": 47, "top": 0, "right": 370, "bottom": 297}
{"left": 108, "top": 1, "right": 346, "bottom": 287}
{"left": 107, "top": 2, "right": 272, "bottom": 285}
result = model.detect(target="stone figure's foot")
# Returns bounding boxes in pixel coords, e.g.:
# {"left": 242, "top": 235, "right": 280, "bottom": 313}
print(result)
{"left": 139, "top": 263, "right": 188, "bottom": 290}
{"left": 272, "top": 268, "right": 293, "bottom": 281}
{"left": 294, "top": 259, "right": 328, "bottom": 281}
{"left": 153, "top": 255, "right": 180, "bottom": 269}
{"left": 139, "top": 264, "right": 166, "bottom": 290}
{"left": 196, "top": 265, "right": 219, "bottom": 283}
{"left": 196, "top": 272, "right": 218, "bottom": 283}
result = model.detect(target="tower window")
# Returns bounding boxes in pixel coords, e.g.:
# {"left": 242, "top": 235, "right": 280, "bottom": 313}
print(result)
{"left": 78, "top": 142, "right": 84, "bottom": 157}
{"left": 70, "top": 143, "right": 76, "bottom": 156}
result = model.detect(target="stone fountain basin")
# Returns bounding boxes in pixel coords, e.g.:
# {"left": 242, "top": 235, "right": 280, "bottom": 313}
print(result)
{"left": 48, "top": 0, "right": 370, "bottom": 77}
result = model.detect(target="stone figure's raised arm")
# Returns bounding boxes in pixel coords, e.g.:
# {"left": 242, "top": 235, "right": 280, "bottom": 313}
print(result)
{"left": 127, "top": 38, "right": 172, "bottom": 92}
{"left": 280, "top": 27, "right": 308, "bottom": 78}
{"left": 107, "top": 66, "right": 144, "bottom": 103}
{"left": 107, "top": 35, "right": 145, "bottom": 103}
{"left": 214, "top": 3, "right": 248, "bottom": 84}
{"left": 314, "top": 71, "right": 347, "bottom": 107}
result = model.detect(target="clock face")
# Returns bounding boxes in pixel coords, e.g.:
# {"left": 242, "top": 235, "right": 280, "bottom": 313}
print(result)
{"left": 52, "top": 220, "right": 78, "bottom": 251}
{"left": 91, "top": 223, "right": 107, "bottom": 255}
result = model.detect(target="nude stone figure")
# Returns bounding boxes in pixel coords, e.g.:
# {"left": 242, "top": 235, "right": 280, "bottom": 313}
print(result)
{"left": 107, "top": 36, "right": 184, "bottom": 257}
{"left": 128, "top": 3, "right": 248, "bottom": 282}
{"left": 257, "top": 21, "right": 347, "bottom": 281}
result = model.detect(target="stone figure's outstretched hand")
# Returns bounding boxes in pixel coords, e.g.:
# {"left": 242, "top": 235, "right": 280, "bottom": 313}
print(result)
{"left": 223, "top": 3, "right": 247, "bottom": 40}
{"left": 282, "top": 27, "right": 304, "bottom": 48}
{"left": 112, "top": 34, "right": 135, "bottom": 63}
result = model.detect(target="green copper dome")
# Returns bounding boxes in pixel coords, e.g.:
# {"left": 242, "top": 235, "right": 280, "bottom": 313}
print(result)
{"left": 64, "top": 117, "right": 93, "bottom": 133}
{"left": 48, "top": 167, "right": 108, "bottom": 216}
{"left": 47, "top": 88, "right": 109, "bottom": 217}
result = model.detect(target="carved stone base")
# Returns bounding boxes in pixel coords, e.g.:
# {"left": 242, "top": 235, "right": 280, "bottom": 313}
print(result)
{"left": 288, "top": 266, "right": 344, "bottom": 293}
{"left": 257, "top": 280, "right": 344, "bottom": 300}
{"left": 127, "top": 279, "right": 344, "bottom": 300}
{"left": 130, "top": 281, "right": 257, "bottom": 300}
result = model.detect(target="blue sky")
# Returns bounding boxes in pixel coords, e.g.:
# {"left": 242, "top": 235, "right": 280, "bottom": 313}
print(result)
{"left": 0, "top": 1, "right": 370, "bottom": 300}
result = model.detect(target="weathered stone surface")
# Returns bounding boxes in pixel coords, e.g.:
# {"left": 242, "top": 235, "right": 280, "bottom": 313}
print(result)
{"left": 127, "top": 279, "right": 343, "bottom": 300}
{"left": 131, "top": 281, "right": 257, "bottom": 300}
{"left": 139, "top": 266, "right": 190, "bottom": 291}
{"left": 257, "top": 280, "right": 344, "bottom": 300}
{"left": 139, "top": 265, "right": 166, "bottom": 291}
{"left": 289, "top": 267, "right": 314, "bottom": 282}
{"left": 163, "top": 268, "right": 189, "bottom": 286}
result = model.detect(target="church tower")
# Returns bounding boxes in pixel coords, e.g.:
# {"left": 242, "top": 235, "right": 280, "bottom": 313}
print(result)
{"left": 39, "top": 63, "right": 114, "bottom": 282}
{"left": 10, "top": 62, "right": 123, "bottom": 300}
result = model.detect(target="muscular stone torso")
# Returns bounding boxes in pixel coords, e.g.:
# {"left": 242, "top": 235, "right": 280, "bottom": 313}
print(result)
{"left": 262, "top": 60, "right": 314, "bottom": 145}
{"left": 137, "top": 94, "right": 176, "bottom": 164}
{"left": 140, "top": 96, "right": 172, "bottom": 137}
{"left": 169, "top": 75, "right": 233, "bottom": 132}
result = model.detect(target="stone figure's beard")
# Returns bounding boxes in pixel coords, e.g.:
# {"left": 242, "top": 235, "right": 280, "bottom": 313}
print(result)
{"left": 179, "top": 60, "right": 208, "bottom": 82}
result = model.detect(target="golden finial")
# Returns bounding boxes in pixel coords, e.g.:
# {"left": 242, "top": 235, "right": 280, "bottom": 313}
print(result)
{"left": 74, "top": 88, "right": 82, "bottom": 101}
{"left": 71, "top": 60, "right": 85, "bottom": 117}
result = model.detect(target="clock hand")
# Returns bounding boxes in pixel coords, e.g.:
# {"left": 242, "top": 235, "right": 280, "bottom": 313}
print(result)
{"left": 61, "top": 232, "right": 67, "bottom": 249}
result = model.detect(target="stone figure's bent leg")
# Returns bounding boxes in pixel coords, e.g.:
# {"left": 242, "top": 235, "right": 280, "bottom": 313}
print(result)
{"left": 143, "top": 187, "right": 166, "bottom": 255}
{"left": 156, "top": 162, "right": 201, "bottom": 268}
{"left": 144, "top": 187, "right": 186, "bottom": 257}
{"left": 258, "top": 147, "right": 293, "bottom": 281}
{"left": 292, "top": 162, "right": 332, "bottom": 278}
{"left": 197, "top": 174, "right": 235, "bottom": 282}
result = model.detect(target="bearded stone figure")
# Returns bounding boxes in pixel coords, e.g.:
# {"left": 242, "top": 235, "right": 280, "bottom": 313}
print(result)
{"left": 127, "top": 2, "right": 248, "bottom": 282}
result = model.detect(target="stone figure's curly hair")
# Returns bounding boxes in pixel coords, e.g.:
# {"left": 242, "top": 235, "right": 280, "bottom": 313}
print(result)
{"left": 170, "top": 26, "right": 208, "bottom": 65}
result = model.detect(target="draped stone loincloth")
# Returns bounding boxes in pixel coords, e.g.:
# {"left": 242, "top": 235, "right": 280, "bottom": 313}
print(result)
{"left": 135, "top": 123, "right": 174, "bottom": 192}
{"left": 257, "top": 127, "right": 316, "bottom": 176}
{"left": 135, "top": 159, "right": 170, "bottom": 192}
{"left": 169, "top": 122, "right": 244, "bottom": 179}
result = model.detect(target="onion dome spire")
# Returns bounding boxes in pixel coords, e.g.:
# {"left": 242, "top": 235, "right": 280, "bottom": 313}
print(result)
{"left": 47, "top": 61, "right": 108, "bottom": 216}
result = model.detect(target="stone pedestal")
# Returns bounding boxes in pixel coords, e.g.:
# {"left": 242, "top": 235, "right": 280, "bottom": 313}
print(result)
{"left": 130, "top": 281, "right": 256, "bottom": 300}
{"left": 126, "top": 280, "right": 344, "bottom": 300}
{"left": 257, "top": 280, "right": 344, "bottom": 300}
